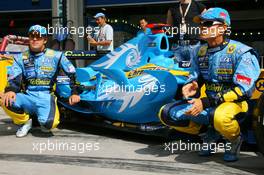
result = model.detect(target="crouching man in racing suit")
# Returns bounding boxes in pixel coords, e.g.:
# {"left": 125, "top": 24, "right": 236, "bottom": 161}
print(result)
{"left": 0, "top": 25, "right": 80, "bottom": 137}
{"left": 159, "top": 8, "right": 260, "bottom": 162}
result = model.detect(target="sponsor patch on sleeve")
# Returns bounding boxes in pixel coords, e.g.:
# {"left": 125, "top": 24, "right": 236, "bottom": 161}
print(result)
{"left": 68, "top": 65, "right": 76, "bottom": 73}
{"left": 236, "top": 74, "right": 251, "bottom": 85}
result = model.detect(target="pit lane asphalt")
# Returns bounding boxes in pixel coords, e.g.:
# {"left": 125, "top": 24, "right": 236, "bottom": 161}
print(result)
{"left": 0, "top": 108, "right": 263, "bottom": 175}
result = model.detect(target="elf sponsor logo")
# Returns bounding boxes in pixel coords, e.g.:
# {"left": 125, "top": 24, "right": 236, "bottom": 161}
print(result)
{"left": 179, "top": 61, "right": 191, "bottom": 68}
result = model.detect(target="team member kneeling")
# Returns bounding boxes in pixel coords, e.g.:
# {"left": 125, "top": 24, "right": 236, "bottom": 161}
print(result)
{"left": 159, "top": 8, "right": 260, "bottom": 162}
{"left": 0, "top": 25, "right": 80, "bottom": 137}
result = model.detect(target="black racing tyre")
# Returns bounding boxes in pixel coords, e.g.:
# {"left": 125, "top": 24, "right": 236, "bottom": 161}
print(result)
{"left": 255, "top": 93, "right": 264, "bottom": 155}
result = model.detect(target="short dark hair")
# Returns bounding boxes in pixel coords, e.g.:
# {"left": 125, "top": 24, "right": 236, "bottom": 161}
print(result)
{"left": 139, "top": 17, "right": 148, "bottom": 23}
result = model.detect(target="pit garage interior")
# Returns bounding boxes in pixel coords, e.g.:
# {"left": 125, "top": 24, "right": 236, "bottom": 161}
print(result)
{"left": 0, "top": 1, "right": 264, "bottom": 173}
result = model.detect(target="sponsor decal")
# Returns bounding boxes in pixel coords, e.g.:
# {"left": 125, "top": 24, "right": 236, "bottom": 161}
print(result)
{"left": 41, "top": 66, "right": 54, "bottom": 72}
{"left": 242, "top": 57, "right": 252, "bottom": 65}
{"left": 45, "top": 50, "right": 55, "bottom": 57}
{"left": 148, "top": 42, "right": 157, "bottom": 47}
{"left": 227, "top": 44, "right": 236, "bottom": 54}
{"left": 64, "top": 51, "right": 97, "bottom": 57}
{"left": 22, "top": 52, "right": 29, "bottom": 60}
{"left": 220, "top": 57, "right": 232, "bottom": 63}
{"left": 255, "top": 78, "right": 264, "bottom": 92}
{"left": 236, "top": 74, "right": 251, "bottom": 85}
{"left": 220, "top": 12, "right": 227, "bottom": 19}
{"left": 217, "top": 75, "right": 232, "bottom": 81}
{"left": 199, "top": 56, "right": 209, "bottom": 62}
{"left": 28, "top": 79, "right": 51, "bottom": 86}
{"left": 216, "top": 69, "right": 233, "bottom": 74}
{"left": 179, "top": 61, "right": 191, "bottom": 68}
{"left": 127, "top": 70, "right": 144, "bottom": 79}
{"left": 205, "top": 83, "right": 228, "bottom": 92}
{"left": 198, "top": 46, "right": 208, "bottom": 57}
{"left": 22, "top": 55, "right": 28, "bottom": 60}
{"left": 199, "top": 62, "right": 208, "bottom": 69}
{"left": 126, "top": 64, "right": 167, "bottom": 78}
{"left": 23, "top": 59, "right": 29, "bottom": 64}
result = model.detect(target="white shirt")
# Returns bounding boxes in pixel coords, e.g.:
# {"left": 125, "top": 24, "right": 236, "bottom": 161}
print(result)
{"left": 95, "top": 24, "right": 114, "bottom": 51}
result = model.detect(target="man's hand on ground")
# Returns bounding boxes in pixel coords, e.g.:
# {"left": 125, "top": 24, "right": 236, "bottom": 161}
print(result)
{"left": 182, "top": 81, "right": 198, "bottom": 99}
{"left": 69, "top": 95, "right": 81, "bottom": 105}
{"left": 185, "top": 98, "right": 203, "bottom": 116}
{"left": 2, "top": 91, "right": 16, "bottom": 107}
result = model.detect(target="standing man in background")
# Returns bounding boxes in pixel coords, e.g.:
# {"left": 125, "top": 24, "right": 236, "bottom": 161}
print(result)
{"left": 137, "top": 17, "right": 152, "bottom": 36}
{"left": 167, "top": 0, "right": 206, "bottom": 64}
{"left": 88, "top": 13, "right": 114, "bottom": 52}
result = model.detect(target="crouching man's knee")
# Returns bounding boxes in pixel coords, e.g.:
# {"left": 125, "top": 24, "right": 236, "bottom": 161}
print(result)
{"left": 2, "top": 105, "right": 30, "bottom": 125}
{"left": 214, "top": 105, "right": 241, "bottom": 141}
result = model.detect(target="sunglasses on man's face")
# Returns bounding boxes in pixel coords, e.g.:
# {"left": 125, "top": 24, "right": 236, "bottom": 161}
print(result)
{"left": 28, "top": 32, "right": 44, "bottom": 40}
{"left": 200, "top": 21, "right": 223, "bottom": 27}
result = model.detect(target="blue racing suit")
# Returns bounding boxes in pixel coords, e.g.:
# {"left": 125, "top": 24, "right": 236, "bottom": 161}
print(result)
{"left": 159, "top": 39, "right": 261, "bottom": 140}
{"left": 4, "top": 49, "right": 78, "bottom": 129}
{"left": 137, "top": 28, "right": 152, "bottom": 36}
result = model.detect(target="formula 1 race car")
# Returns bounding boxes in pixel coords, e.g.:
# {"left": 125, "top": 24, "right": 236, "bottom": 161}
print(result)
{"left": 56, "top": 24, "right": 190, "bottom": 128}
{"left": 0, "top": 24, "right": 264, "bottom": 154}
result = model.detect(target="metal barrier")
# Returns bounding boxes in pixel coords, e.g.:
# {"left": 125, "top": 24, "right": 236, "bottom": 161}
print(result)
{"left": 0, "top": 35, "right": 29, "bottom": 52}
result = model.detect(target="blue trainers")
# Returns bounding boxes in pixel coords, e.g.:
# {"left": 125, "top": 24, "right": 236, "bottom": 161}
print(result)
{"left": 224, "top": 135, "right": 243, "bottom": 162}
{"left": 199, "top": 127, "right": 220, "bottom": 156}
